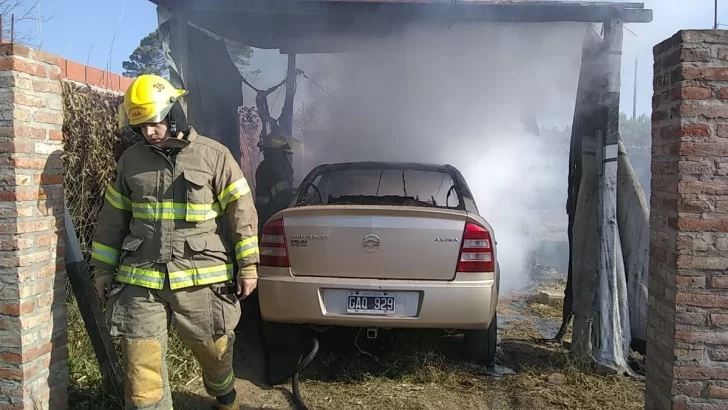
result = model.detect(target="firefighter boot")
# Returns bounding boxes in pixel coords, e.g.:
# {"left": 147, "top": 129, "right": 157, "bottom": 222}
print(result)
{"left": 214, "top": 388, "right": 240, "bottom": 410}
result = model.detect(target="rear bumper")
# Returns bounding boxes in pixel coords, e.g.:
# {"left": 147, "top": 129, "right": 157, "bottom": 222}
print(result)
{"left": 257, "top": 270, "right": 498, "bottom": 330}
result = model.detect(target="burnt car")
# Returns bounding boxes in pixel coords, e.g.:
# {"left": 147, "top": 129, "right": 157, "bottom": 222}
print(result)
{"left": 257, "top": 161, "right": 499, "bottom": 362}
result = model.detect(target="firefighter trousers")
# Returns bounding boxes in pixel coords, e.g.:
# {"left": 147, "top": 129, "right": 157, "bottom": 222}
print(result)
{"left": 105, "top": 269, "right": 241, "bottom": 410}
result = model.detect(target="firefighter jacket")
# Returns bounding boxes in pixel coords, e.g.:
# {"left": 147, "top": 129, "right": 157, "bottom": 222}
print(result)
{"left": 254, "top": 153, "right": 294, "bottom": 209}
{"left": 89, "top": 127, "right": 260, "bottom": 290}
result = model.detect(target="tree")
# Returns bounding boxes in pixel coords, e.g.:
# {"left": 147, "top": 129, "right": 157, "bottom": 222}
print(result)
{"left": 537, "top": 112, "right": 653, "bottom": 199}
{"left": 122, "top": 29, "right": 169, "bottom": 79}
{"left": 0, "top": 1, "right": 49, "bottom": 46}
{"left": 293, "top": 101, "right": 321, "bottom": 140}
{"left": 537, "top": 113, "right": 651, "bottom": 150}
{"left": 618, "top": 112, "right": 651, "bottom": 148}
{"left": 225, "top": 40, "right": 258, "bottom": 77}
{"left": 123, "top": 28, "right": 258, "bottom": 80}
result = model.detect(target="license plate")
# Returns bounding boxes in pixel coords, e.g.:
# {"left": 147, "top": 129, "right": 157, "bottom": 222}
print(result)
{"left": 346, "top": 291, "right": 396, "bottom": 315}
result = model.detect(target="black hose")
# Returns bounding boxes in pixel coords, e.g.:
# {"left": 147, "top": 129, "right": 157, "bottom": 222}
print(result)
{"left": 261, "top": 329, "right": 320, "bottom": 410}
{"left": 289, "top": 338, "right": 319, "bottom": 410}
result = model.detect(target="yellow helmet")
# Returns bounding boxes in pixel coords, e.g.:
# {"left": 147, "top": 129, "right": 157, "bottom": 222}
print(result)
{"left": 118, "top": 74, "right": 187, "bottom": 129}
{"left": 258, "top": 130, "right": 294, "bottom": 153}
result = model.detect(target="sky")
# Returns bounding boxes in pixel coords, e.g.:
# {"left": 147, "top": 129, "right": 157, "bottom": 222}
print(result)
{"left": 15, "top": 0, "right": 727, "bottom": 118}
{"left": 18, "top": 0, "right": 157, "bottom": 75}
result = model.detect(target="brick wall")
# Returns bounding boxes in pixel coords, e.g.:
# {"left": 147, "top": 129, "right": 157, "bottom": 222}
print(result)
{"left": 0, "top": 43, "right": 131, "bottom": 410}
{"left": 649, "top": 30, "right": 728, "bottom": 410}
{"left": 58, "top": 57, "right": 133, "bottom": 93}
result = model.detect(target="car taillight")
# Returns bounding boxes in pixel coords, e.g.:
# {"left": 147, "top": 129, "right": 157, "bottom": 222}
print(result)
{"left": 457, "top": 222, "right": 495, "bottom": 272}
{"left": 259, "top": 218, "right": 290, "bottom": 267}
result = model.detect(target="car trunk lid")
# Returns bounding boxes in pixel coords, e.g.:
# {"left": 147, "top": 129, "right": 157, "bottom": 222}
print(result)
{"left": 278, "top": 205, "right": 467, "bottom": 281}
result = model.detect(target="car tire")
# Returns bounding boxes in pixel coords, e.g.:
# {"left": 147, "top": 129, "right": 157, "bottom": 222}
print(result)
{"left": 464, "top": 312, "right": 498, "bottom": 366}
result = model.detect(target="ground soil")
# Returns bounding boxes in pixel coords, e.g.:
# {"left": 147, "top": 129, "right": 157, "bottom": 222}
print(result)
{"left": 169, "top": 295, "right": 645, "bottom": 410}
{"left": 68, "top": 269, "right": 645, "bottom": 410}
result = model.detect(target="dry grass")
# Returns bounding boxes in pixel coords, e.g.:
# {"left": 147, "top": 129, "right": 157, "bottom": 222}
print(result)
{"left": 498, "top": 319, "right": 642, "bottom": 409}
{"left": 525, "top": 301, "right": 563, "bottom": 319}
{"left": 67, "top": 297, "right": 644, "bottom": 410}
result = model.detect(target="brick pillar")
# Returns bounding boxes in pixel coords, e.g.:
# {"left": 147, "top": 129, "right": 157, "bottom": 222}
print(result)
{"left": 0, "top": 44, "right": 68, "bottom": 410}
{"left": 649, "top": 30, "right": 728, "bottom": 410}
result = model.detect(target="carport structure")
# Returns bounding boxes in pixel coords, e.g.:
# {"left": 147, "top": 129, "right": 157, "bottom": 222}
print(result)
{"left": 147, "top": 0, "right": 653, "bottom": 396}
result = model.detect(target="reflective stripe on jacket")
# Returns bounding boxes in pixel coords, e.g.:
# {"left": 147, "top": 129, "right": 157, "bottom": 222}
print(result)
{"left": 270, "top": 180, "right": 291, "bottom": 198}
{"left": 89, "top": 127, "right": 260, "bottom": 290}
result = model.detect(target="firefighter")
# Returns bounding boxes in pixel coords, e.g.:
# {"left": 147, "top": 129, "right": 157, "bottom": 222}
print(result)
{"left": 254, "top": 130, "right": 295, "bottom": 225}
{"left": 90, "top": 74, "right": 258, "bottom": 410}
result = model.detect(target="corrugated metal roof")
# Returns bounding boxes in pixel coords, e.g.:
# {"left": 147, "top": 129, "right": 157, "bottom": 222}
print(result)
{"left": 150, "top": 0, "right": 646, "bottom": 7}
{"left": 149, "top": 0, "right": 652, "bottom": 51}
{"left": 278, "top": 0, "right": 645, "bottom": 6}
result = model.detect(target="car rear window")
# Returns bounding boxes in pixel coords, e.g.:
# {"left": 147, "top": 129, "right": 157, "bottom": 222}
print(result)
{"left": 298, "top": 168, "right": 462, "bottom": 209}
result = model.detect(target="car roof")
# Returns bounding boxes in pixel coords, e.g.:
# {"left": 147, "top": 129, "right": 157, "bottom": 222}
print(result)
{"left": 310, "top": 161, "right": 459, "bottom": 174}
{"left": 300, "top": 161, "right": 478, "bottom": 212}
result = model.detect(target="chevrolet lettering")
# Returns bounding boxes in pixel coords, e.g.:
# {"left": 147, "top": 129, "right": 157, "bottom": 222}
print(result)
{"left": 290, "top": 234, "right": 330, "bottom": 240}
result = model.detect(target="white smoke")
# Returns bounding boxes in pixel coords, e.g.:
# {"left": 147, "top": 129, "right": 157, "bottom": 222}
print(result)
{"left": 271, "top": 21, "right": 586, "bottom": 292}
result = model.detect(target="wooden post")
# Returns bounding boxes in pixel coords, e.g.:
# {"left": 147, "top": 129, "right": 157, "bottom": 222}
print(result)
{"left": 715, "top": 0, "right": 719, "bottom": 29}
{"left": 280, "top": 53, "right": 297, "bottom": 136}
{"left": 594, "top": 18, "right": 629, "bottom": 371}
{"left": 556, "top": 24, "right": 603, "bottom": 342}
{"left": 633, "top": 57, "right": 638, "bottom": 119}
{"left": 63, "top": 203, "right": 123, "bottom": 398}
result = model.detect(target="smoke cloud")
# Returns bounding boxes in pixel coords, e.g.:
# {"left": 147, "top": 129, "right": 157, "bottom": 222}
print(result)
{"left": 246, "top": 21, "right": 588, "bottom": 292}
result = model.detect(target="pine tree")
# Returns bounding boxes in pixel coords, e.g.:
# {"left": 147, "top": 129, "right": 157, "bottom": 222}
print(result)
{"left": 122, "top": 29, "right": 169, "bottom": 79}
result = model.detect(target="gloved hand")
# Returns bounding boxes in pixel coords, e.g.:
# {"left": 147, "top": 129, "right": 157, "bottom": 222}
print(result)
{"left": 237, "top": 265, "right": 258, "bottom": 300}
{"left": 93, "top": 269, "right": 115, "bottom": 304}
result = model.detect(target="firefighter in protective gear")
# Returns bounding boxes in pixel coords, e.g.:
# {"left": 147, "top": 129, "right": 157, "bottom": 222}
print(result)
{"left": 254, "top": 130, "right": 295, "bottom": 225}
{"left": 91, "top": 74, "right": 258, "bottom": 410}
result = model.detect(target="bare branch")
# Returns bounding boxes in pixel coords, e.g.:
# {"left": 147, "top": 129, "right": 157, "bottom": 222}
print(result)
{"left": 0, "top": 0, "right": 52, "bottom": 46}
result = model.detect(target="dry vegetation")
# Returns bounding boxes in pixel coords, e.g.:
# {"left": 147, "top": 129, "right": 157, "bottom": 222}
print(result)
{"left": 61, "top": 82, "right": 645, "bottom": 409}
{"left": 61, "top": 81, "right": 139, "bottom": 267}
{"left": 67, "top": 295, "right": 645, "bottom": 410}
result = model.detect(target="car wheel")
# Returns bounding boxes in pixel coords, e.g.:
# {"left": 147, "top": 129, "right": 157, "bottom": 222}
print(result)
{"left": 465, "top": 312, "right": 498, "bottom": 366}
